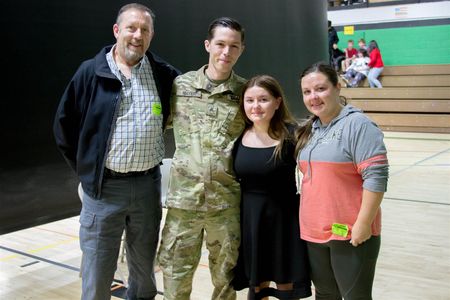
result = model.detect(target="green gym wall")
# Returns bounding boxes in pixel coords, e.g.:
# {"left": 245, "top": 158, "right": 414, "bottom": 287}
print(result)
{"left": 337, "top": 24, "right": 450, "bottom": 66}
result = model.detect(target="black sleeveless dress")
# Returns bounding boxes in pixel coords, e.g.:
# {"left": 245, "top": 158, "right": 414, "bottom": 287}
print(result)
{"left": 231, "top": 137, "right": 311, "bottom": 299}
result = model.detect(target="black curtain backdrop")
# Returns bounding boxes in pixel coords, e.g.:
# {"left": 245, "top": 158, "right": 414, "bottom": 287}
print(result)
{"left": 0, "top": 0, "right": 327, "bottom": 234}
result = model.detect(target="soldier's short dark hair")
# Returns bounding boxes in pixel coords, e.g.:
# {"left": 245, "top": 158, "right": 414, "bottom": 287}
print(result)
{"left": 207, "top": 17, "right": 245, "bottom": 43}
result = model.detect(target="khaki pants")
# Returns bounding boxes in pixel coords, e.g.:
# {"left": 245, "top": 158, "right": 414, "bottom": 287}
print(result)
{"left": 158, "top": 207, "right": 240, "bottom": 300}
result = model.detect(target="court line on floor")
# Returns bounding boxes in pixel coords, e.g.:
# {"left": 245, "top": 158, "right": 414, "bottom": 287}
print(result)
{"left": 384, "top": 197, "right": 450, "bottom": 206}
{"left": 384, "top": 136, "right": 450, "bottom": 142}
{"left": 35, "top": 226, "right": 79, "bottom": 238}
{"left": 0, "top": 244, "right": 80, "bottom": 271}
{"left": 21, "top": 260, "right": 40, "bottom": 267}
{"left": 390, "top": 147, "right": 450, "bottom": 177}
{"left": 0, "top": 244, "right": 164, "bottom": 298}
{"left": 0, "top": 237, "right": 79, "bottom": 262}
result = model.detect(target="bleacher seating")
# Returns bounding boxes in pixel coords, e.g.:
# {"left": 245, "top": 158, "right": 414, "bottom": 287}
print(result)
{"left": 340, "top": 64, "right": 450, "bottom": 133}
{"left": 368, "top": 0, "right": 398, "bottom": 3}
{"left": 328, "top": 0, "right": 343, "bottom": 7}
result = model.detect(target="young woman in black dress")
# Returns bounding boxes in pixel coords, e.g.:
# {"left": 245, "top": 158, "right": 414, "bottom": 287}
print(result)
{"left": 232, "top": 75, "right": 311, "bottom": 299}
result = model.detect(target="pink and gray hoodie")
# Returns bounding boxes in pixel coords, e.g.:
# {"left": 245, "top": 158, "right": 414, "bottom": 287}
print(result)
{"left": 298, "top": 105, "right": 389, "bottom": 243}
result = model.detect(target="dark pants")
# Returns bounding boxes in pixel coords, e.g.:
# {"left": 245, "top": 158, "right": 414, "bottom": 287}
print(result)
{"left": 307, "top": 236, "right": 380, "bottom": 300}
{"left": 79, "top": 167, "right": 162, "bottom": 300}
{"left": 332, "top": 56, "right": 345, "bottom": 72}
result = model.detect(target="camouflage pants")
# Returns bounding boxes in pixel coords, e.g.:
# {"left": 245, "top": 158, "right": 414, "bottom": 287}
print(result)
{"left": 158, "top": 207, "right": 240, "bottom": 300}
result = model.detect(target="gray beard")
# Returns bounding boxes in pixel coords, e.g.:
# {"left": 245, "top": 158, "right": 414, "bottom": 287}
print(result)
{"left": 124, "top": 48, "right": 142, "bottom": 64}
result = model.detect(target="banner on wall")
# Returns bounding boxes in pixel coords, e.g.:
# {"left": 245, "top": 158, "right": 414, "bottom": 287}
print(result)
{"left": 344, "top": 26, "right": 354, "bottom": 35}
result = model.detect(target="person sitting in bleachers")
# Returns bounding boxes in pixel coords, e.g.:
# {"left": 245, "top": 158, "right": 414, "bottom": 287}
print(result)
{"left": 341, "top": 39, "right": 358, "bottom": 71}
{"left": 341, "top": 48, "right": 370, "bottom": 88}
{"left": 367, "top": 40, "right": 384, "bottom": 88}
{"left": 331, "top": 43, "right": 346, "bottom": 73}
{"left": 342, "top": 0, "right": 367, "bottom": 5}
{"left": 358, "top": 38, "right": 367, "bottom": 50}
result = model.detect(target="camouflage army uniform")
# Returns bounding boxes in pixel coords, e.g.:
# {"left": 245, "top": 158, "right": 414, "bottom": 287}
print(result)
{"left": 158, "top": 65, "right": 246, "bottom": 300}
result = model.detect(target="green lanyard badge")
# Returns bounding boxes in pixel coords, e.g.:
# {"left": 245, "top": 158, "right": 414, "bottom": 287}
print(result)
{"left": 332, "top": 223, "right": 349, "bottom": 238}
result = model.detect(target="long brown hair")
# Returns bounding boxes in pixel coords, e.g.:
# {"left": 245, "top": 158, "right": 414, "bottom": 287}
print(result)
{"left": 240, "top": 75, "right": 296, "bottom": 160}
{"left": 294, "top": 62, "right": 346, "bottom": 157}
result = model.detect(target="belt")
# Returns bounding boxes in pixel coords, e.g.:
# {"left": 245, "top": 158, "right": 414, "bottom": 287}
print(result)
{"left": 104, "top": 166, "right": 158, "bottom": 179}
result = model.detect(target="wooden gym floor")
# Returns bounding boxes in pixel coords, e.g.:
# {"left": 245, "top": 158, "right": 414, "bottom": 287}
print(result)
{"left": 1, "top": 131, "right": 449, "bottom": 299}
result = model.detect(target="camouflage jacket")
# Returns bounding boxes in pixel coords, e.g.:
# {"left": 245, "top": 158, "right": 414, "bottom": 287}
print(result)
{"left": 166, "top": 65, "right": 246, "bottom": 211}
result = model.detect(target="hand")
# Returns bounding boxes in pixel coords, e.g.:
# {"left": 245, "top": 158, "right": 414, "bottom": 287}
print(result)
{"left": 350, "top": 220, "right": 372, "bottom": 247}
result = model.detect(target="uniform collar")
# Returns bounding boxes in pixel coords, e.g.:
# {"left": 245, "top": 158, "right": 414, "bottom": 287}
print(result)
{"left": 192, "top": 65, "right": 242, "bottom": 97}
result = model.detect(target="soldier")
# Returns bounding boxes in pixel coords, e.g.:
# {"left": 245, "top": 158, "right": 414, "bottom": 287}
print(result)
{"left": 158, "top": 17, "right": 246, "bottom": 300}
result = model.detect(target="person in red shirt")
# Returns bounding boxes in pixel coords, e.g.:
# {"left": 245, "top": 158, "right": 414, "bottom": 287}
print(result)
{"left": 367, "top": 40, "right": 385, "bottom": 88}
{"left": 342, "top": 39, "right": 358, "bottom": 71}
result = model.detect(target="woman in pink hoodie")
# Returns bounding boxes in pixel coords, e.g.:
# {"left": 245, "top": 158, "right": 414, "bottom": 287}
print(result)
{"left": 296, "top": 62, "right": 389, "bottom": 299}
